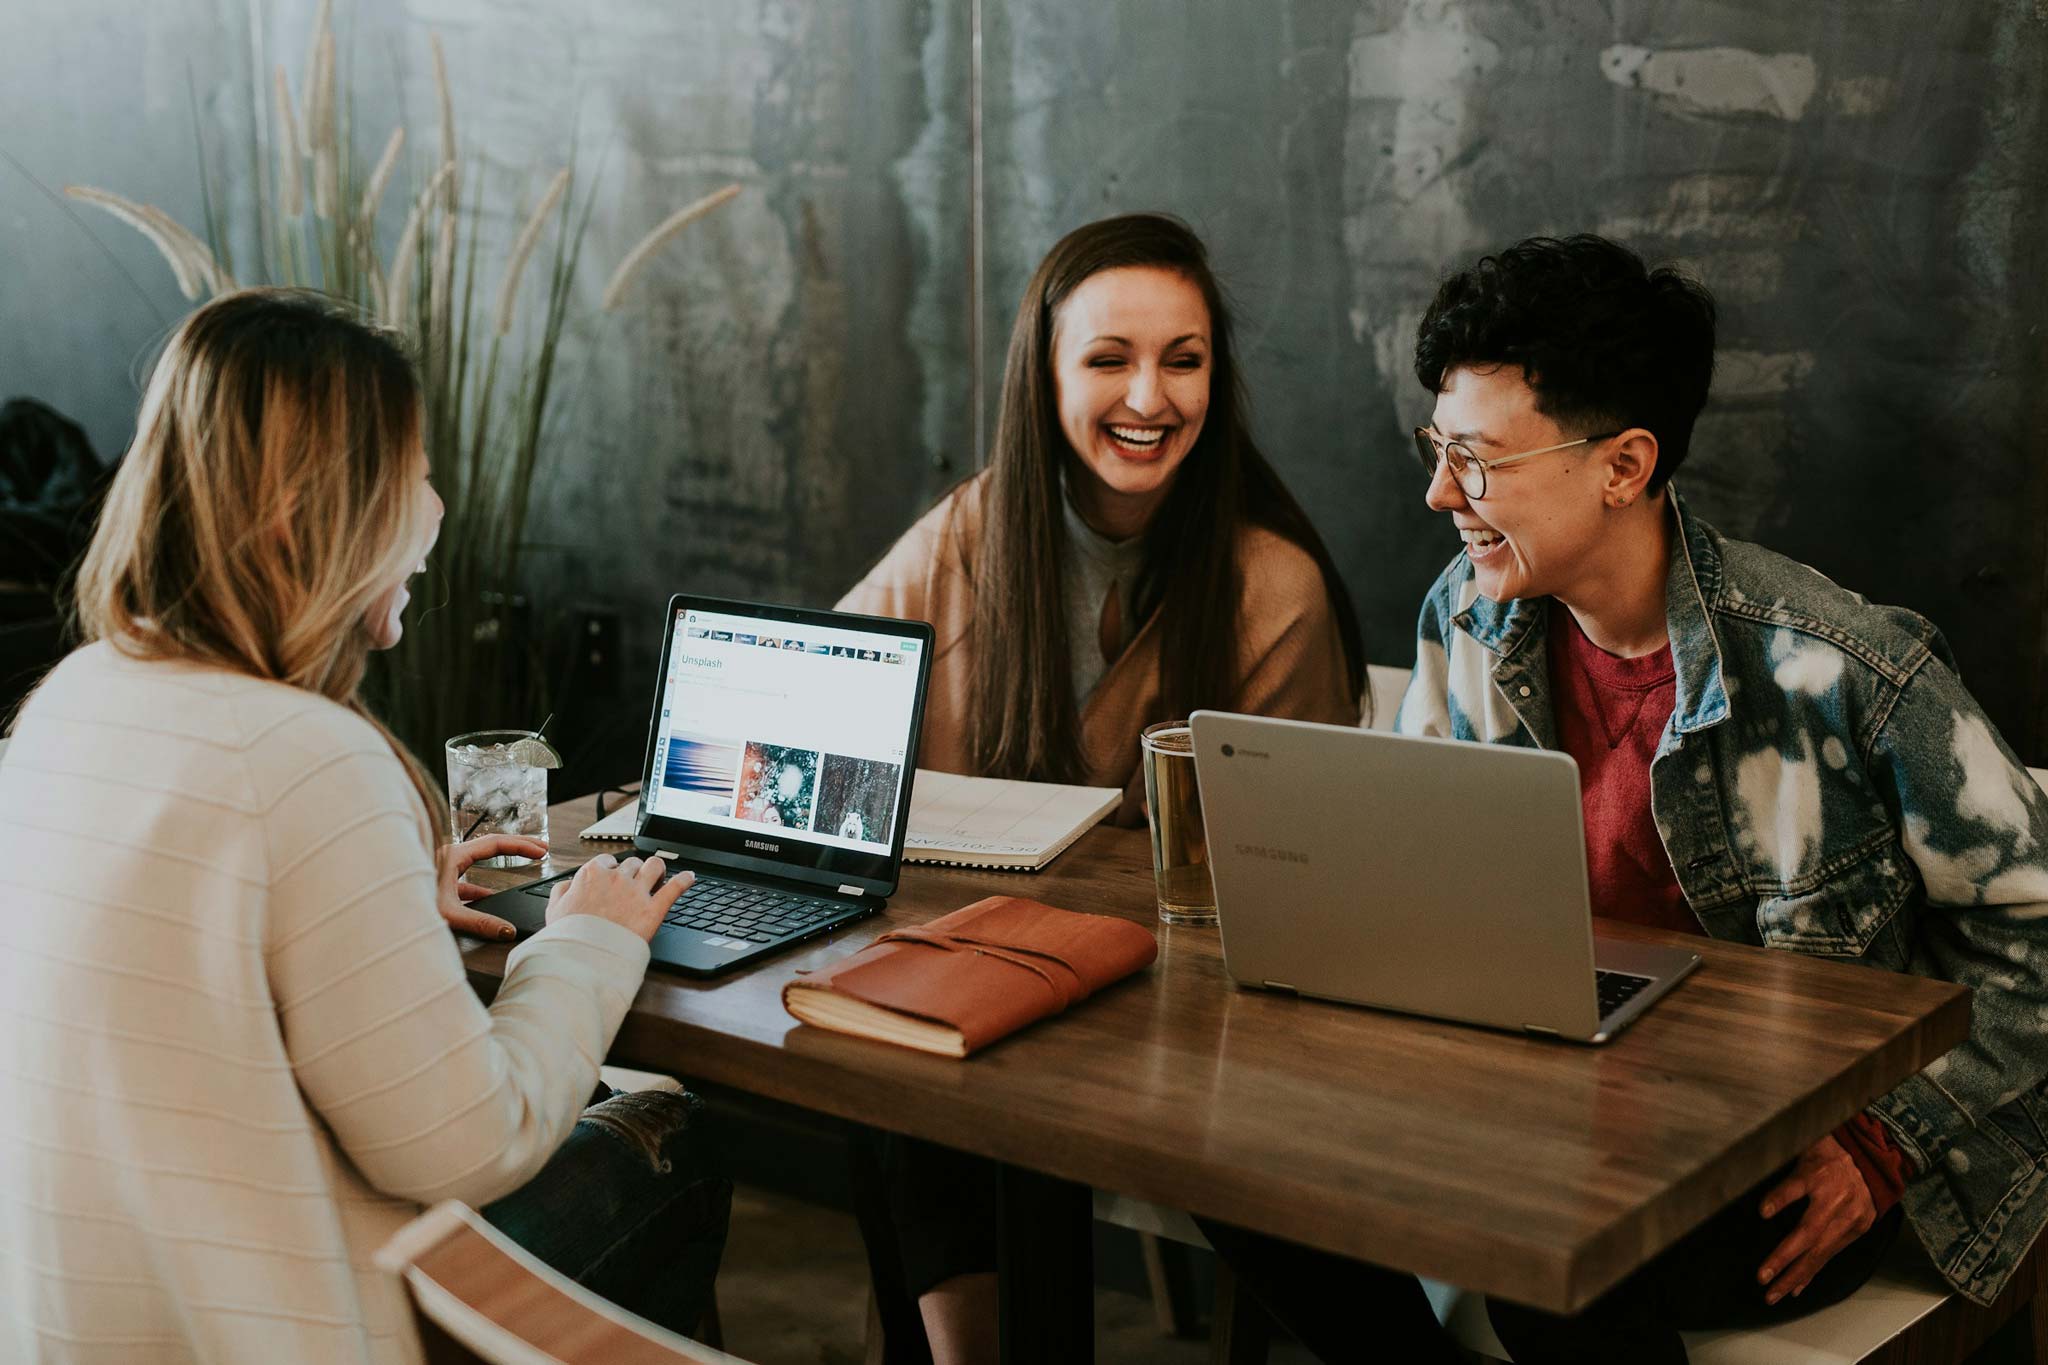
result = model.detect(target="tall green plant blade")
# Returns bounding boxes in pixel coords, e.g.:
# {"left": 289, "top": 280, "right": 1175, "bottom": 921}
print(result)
{"left": 454, "top": 159, "right": 486, "bottom": 511}
{"left": 186, "top": 65, "right": 233, "bottom": 284}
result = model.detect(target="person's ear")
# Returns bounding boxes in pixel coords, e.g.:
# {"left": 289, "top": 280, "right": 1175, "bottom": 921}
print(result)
{"left": 1603, "top": 428, "right": 1660, "bottom": 509}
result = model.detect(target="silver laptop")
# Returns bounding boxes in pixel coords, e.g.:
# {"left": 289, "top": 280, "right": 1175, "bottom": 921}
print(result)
{"left": 1189, "top": 713, "right": 1699, "bottom": 1044}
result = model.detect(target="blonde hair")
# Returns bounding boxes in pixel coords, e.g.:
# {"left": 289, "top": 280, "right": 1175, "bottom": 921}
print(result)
{"left": 74, "top": 288, "right": 449, "bottom": 843}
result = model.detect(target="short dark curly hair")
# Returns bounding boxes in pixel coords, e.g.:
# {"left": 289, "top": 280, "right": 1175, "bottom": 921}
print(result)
{"left": 1414, "top": 235, "right": 1717, "bottom": 493}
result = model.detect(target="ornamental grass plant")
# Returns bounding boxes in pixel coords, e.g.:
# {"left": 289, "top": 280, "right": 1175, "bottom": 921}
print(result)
{"left": 66, "top": 0, "right": 738, "bottom": 768}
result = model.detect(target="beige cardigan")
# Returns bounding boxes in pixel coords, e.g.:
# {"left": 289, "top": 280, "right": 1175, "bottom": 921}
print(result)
{"left": 0, "top": 643, "right": 650, "bottom": 1364}
{"left": 838, "top": 474, "right": 1361, "bottom": 823}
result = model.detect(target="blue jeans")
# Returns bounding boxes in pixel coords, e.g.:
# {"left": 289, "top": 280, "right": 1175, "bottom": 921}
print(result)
{"left": 482, "top": 1086, "right": 731, "bottom": 1339}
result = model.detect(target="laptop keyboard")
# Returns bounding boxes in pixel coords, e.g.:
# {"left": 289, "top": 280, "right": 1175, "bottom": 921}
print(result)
{"left": 519, "top": 864, "right": 851, "bottom": 944}
{"left": 661, "top": 874, "right": 849, "bottom": 943}
{"left": 1596, "top": 969, "right": 1655, "bottom": 1018}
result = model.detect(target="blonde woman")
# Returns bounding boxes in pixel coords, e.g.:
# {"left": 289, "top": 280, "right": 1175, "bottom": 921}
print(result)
{"left": 0, "top": 290, "right": 727, "bottom": 1362}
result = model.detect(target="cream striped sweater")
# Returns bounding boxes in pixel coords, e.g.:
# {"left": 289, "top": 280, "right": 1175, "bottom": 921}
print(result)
{"left": 0, "top": 643, "right": 651, "bottom": 1363}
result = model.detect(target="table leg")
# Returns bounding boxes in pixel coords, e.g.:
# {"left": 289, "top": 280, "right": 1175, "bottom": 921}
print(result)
{"left": 996, "top": 1162, "right": 1093, "bottom": 1365}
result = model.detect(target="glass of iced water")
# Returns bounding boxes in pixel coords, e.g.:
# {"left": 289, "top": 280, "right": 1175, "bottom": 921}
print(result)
{"left": 445, "top": 729, "right": 553, "bottom": 867}
{"left": 1141, "top": 720, "right": 1216, "bottom": 925}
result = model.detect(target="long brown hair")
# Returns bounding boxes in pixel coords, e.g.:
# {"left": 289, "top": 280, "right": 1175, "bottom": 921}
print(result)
{"left": 968, "top": 213, "right": 1364, "bottom": 781}
{"left": 72, "top": 288, "right": 449, "bottom": 843}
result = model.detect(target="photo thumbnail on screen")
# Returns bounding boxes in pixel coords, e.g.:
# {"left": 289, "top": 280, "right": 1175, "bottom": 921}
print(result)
{"left": 661, "top": 734, "right": 744, "bottom": 819}
{"left": 736, "top": 742, "right": 820, "bottom": 830}
{"left": 814, "top": 755, "right": 903, "bottom": 844}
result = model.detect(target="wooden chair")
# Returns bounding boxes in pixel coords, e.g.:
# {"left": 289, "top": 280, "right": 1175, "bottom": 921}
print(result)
{"left": 1424, "top": 1229, "right": 2047, "bottom": 1363}
{"left": 1683, "top": 1233, "right": 2048, "bottom": 1363}
{"left": 375, "top": 1200, "right": 749, "bottom": 1365}
{"left": 1103, "top": 1159, "right": 2048, "bottom": 1365}
{"left": 856, "top": 1192, "right": 1212, "bottom": 1360}
{"left": 1364, "top": 663, "right": 1410, "bottom": 732}
{"left": 1091, "top": 1195, "right": 1249, "bottom": 1360}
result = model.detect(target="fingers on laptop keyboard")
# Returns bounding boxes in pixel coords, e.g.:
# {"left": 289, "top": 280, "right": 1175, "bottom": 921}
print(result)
{"left": 656, "top": 869, "right": 696, "bottom": 910}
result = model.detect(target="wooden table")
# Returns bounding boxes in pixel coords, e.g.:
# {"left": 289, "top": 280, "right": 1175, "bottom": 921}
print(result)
{"left": 462, "top": 791, "right": 1969, "bottom": 1355}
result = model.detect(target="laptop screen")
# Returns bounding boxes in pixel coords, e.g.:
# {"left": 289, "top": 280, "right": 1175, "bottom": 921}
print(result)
{"left": 636, "top": 599, "right": 932, "bottom": 888}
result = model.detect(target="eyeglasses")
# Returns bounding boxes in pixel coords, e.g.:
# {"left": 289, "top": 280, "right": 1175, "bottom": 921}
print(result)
{"left": 1412, "top": 427, "right": 1621, "bottom": 500}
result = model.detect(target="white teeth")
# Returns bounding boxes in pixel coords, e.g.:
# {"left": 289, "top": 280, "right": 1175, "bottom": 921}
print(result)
{"left": 1108, "top": 424, "right": 1165, "bottom": 447}
{"left": 1461, "top": 529, "right": 1503, "bottom": 548}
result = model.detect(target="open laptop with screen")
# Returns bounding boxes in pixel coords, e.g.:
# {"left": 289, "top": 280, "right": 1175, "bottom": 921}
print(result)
{"left": 476, "top": 595, "right": 934, "bottom": 976}
{"left": 1189, "top": 712, "right": 1699, "bottom": 1044}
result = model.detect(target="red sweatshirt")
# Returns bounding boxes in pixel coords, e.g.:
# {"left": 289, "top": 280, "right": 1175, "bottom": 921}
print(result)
{"left": 1548, "top": 601, "right": 1911, "bottom": 1213}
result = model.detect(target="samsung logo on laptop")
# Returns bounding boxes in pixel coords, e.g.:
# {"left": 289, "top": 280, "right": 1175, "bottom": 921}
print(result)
{"left": 744, "top": 838, "right": 780, "bottom": 853}
{"left": 1236, "top": 843, "right": 1310, "bottom": 865}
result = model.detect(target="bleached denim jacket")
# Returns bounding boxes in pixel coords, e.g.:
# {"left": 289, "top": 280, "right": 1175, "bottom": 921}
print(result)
{"left": 1396, "top": 489, "right": 2048, "bottom": 1304}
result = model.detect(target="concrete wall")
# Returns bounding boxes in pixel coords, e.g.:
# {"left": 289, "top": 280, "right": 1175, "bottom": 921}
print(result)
{"left": 8, "top": 1, "right": 2048, "bottom": 755}
{"left": 1, "top": 0, "right": 249, "bottom": 464}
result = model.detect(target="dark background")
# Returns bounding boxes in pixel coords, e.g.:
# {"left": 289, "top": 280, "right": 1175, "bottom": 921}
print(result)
{"left": 7, "top": 1, "right": 2047, "bottom": 787}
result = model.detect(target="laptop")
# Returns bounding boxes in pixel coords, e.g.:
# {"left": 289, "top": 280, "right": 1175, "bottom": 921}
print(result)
{"left": 475, "top": 595, "right": 935, "bottom": 977}
{"left": 1188, "top": 712, "right": 1699, "bottom": 1043}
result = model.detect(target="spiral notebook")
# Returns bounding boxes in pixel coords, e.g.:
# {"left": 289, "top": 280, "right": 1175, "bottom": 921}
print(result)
{"left": 580, "top": 770, "right": 1120, "bottom": 872}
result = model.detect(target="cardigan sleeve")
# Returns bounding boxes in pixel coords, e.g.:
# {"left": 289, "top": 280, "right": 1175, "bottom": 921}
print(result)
{"left": 1232, "top": 532, "right": 1362, "bottom": 729}
{"left": 837, "top": 546, "right": 927, "bottom": 620}
{"left": 837, "top": 479, "right": 983, "bottom": 629}
{"left": 258, "top": 708, "right": 650, "bottom": 1207}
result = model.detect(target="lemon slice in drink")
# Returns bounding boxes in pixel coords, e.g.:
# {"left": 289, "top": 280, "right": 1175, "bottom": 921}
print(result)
{"left": 507, "top": 736, "right": 563, "bottom": 769}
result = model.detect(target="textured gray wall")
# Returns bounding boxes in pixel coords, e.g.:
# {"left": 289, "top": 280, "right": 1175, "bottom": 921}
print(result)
{"left": 383, "top": 0, "right": 972, "bottom": 612}
{"left": 978, "top": 0, "right": 2048, "bottom": 755}
{"left": 8, "top": 2, "right": 2048, "bottom": 755}
{"left": 0, "top": 1, "right": 249, "bottom": 464}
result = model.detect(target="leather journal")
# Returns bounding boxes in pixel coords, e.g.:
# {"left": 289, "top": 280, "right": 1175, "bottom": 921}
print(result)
{"left": 781, "top": 896, "right": 1158, "bottom": 1057}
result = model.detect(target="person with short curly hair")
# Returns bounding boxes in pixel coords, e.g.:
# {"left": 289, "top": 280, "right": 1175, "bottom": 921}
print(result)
{"left": 1197, "top": 235, "right": 2048, "bottom": 1364}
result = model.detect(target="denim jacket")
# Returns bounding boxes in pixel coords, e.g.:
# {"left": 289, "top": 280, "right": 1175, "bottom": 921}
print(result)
{"left": 1395, "top": 489, "right": 2048, "bottom": 1304}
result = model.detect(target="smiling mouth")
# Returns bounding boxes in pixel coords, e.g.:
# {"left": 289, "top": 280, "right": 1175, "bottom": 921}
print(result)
{"left": 1105, "top": 423, "right": 1171, "bottom": 456}
{"left": 1460, "top": 526, "right": 1507, "bottom": 560}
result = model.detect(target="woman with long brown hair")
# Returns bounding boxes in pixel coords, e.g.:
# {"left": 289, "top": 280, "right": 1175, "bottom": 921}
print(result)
{"left": 0, "top": 290, "right": 727, "bottom": 1362}
{"left": 839, "top": 213, "right": 1364, "bottom": 1361}
{"left": 842, "top": 212, "right": 1363, "bottom": 823}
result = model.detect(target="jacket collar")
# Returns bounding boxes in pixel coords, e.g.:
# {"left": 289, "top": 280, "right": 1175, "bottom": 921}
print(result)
{"left": 1662, "top": 488, "right": 1730, "bottom": 735}
{"left": 1452, "top": 486, "right": 1730, "bottom": 735}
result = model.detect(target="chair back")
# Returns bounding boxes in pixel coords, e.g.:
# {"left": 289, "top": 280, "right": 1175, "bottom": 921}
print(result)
{"left": 1365, "top": 664, "right": 1411, "bottom": 732}
{"left": 375, "top": 1201, "right": 748, "bottom": 1365}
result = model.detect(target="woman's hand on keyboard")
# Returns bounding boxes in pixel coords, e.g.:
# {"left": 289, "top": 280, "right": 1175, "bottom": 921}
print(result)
{"left": 546, "top": 853, "right": 696, "bottom": 942}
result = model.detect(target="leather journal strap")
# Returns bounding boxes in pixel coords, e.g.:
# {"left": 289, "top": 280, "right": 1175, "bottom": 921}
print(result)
{"left": 872, "top": 925, "right": 1085, "bottom": 1009}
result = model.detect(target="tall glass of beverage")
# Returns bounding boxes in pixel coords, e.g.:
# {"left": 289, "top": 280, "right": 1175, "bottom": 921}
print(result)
{"left": 1141, "top": 721, "right": 1216, "bottom": 924}
{"left": 445, "top": 729, "right": 551, "bottom": 867}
